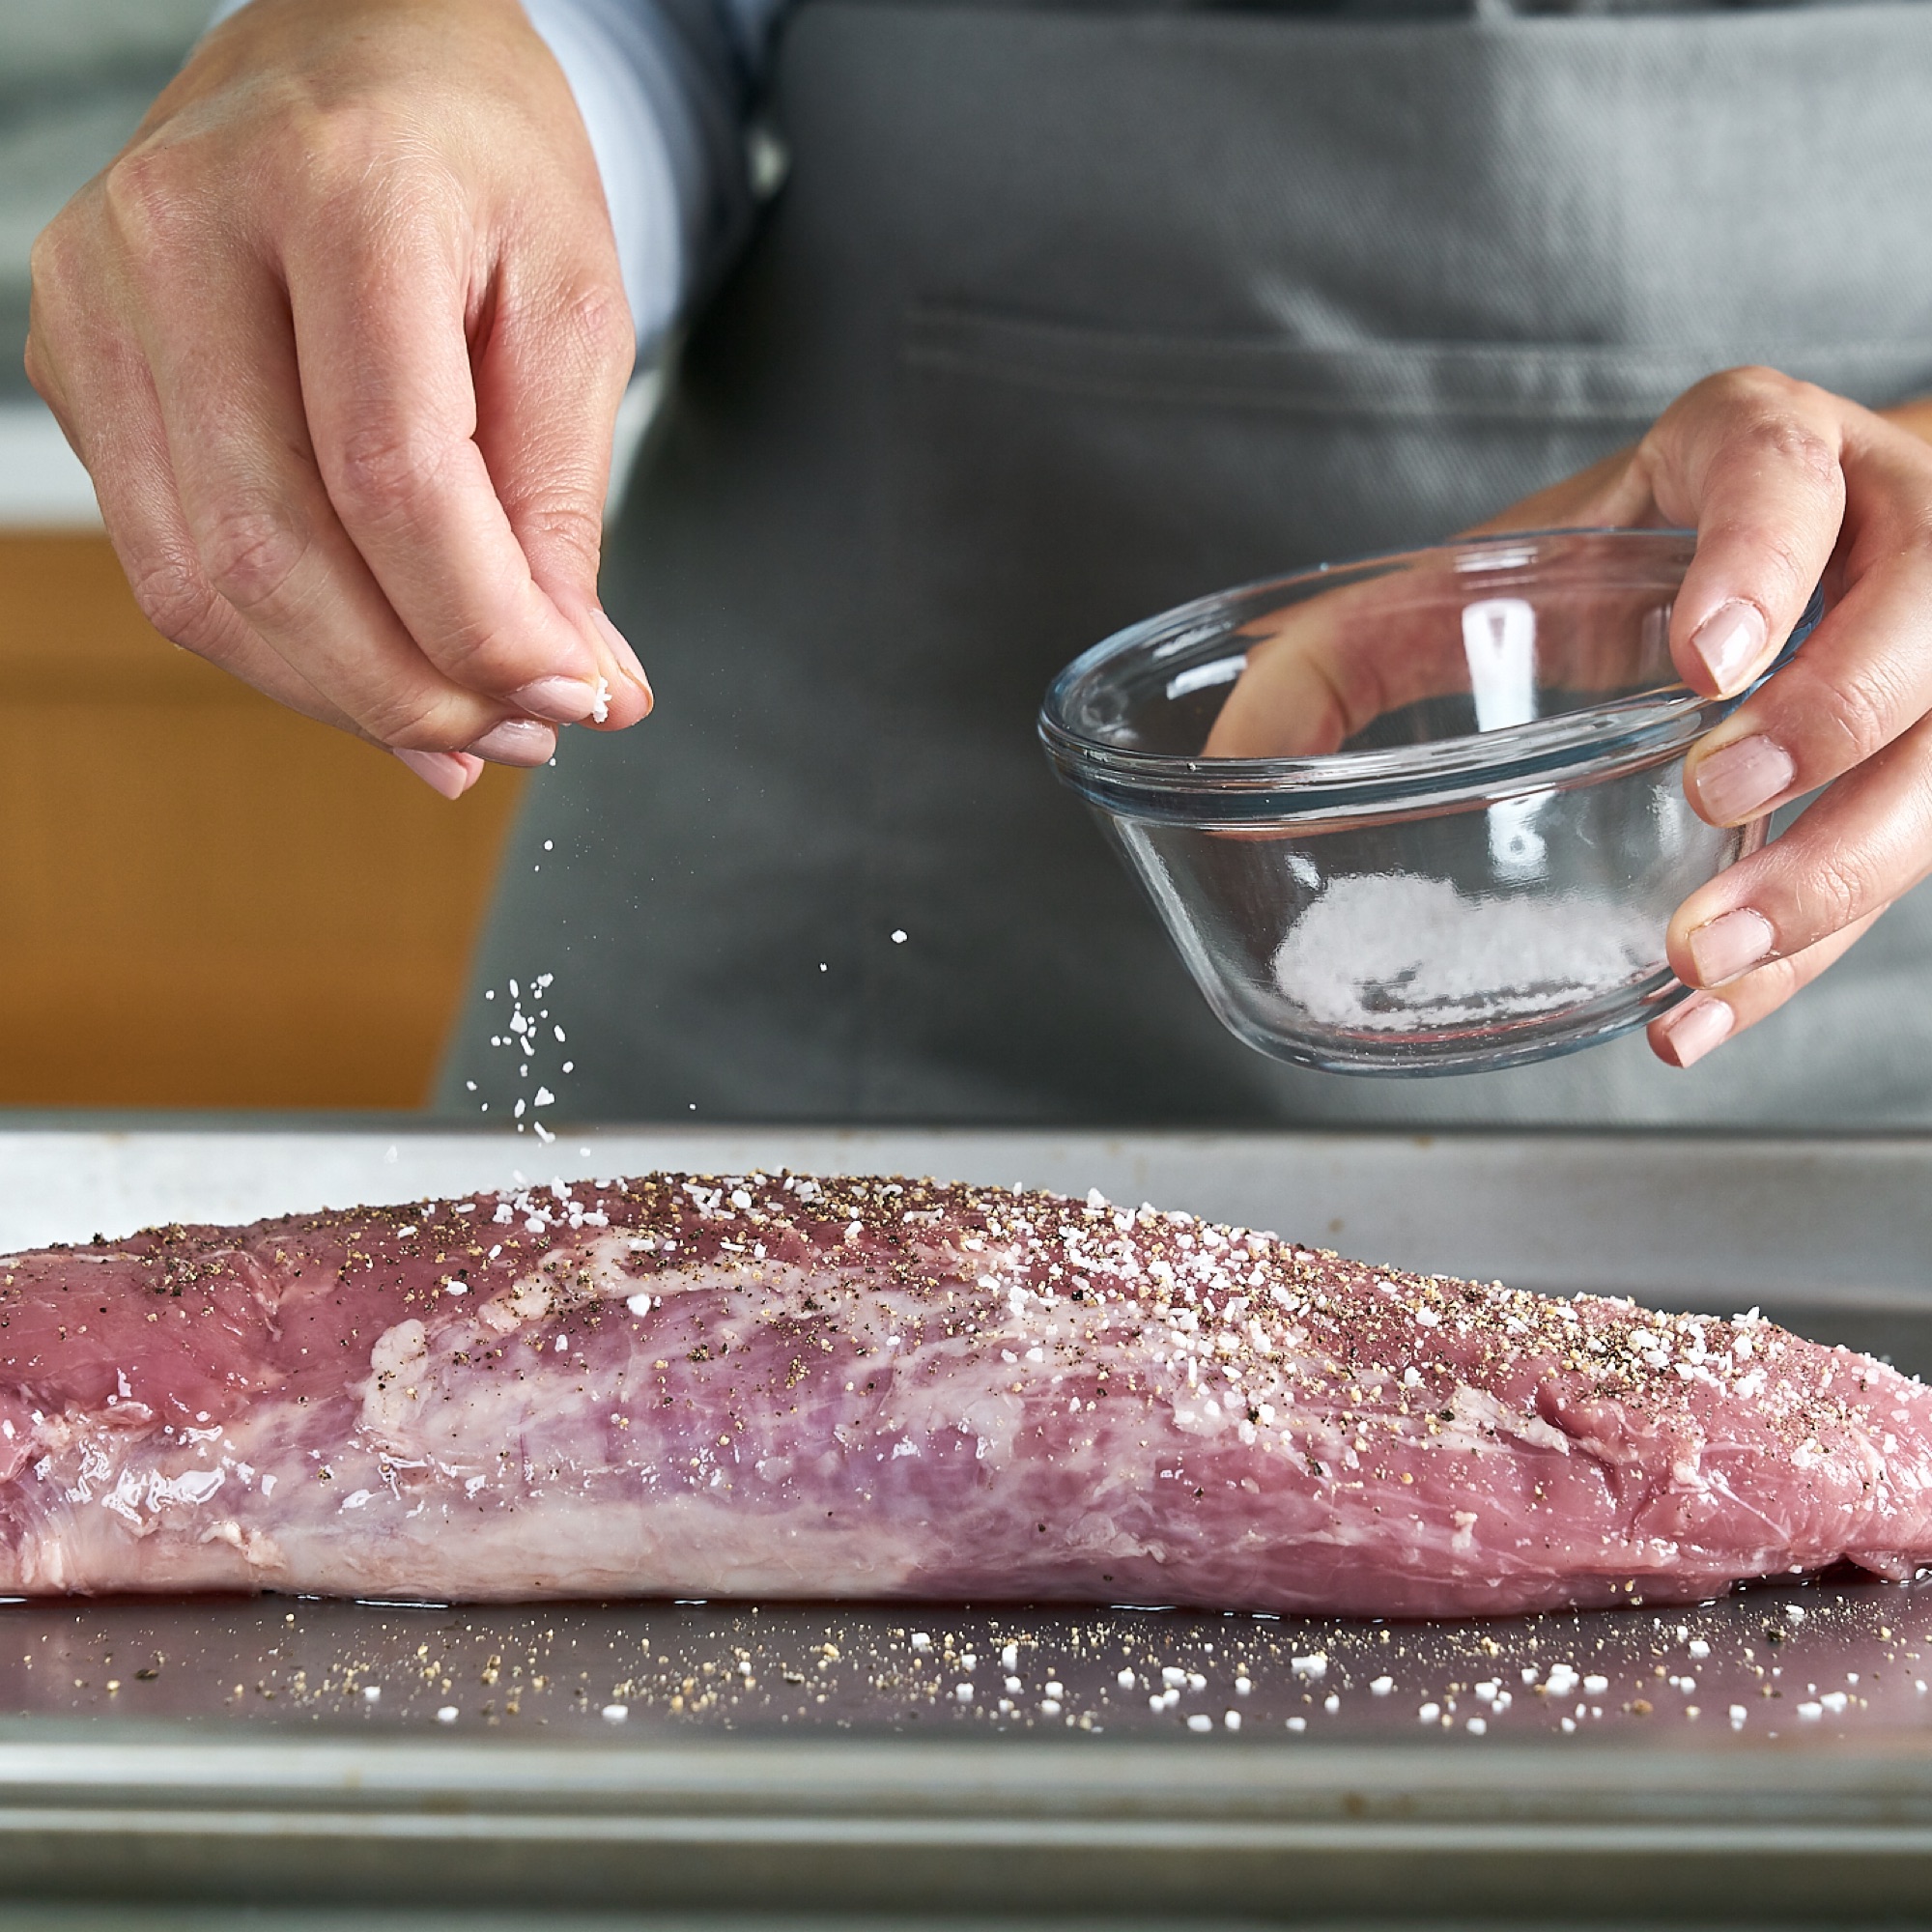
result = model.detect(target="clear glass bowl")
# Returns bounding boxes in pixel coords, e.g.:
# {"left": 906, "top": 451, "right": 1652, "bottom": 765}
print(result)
{"left": 1039, "top": 529, "right": 1818, "bottom": 1076}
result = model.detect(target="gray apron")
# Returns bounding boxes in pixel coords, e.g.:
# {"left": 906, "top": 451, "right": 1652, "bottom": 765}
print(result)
{"left": 442, "top": 0, "right": 1932, "bottom": 1128}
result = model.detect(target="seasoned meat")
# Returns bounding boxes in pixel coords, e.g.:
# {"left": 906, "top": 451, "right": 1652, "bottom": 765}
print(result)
{"left": 0, "top": 1171, "right": 1925, "bottom": 1613}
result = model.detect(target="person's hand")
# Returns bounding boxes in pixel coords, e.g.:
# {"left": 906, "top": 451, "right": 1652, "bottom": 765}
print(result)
{"left": 1490, "top": 370, "right": 1932, "bottom": 1070}
{"left": 26, "top": 0, "right": 651, "bottom": 799}
{"left": 1208, "top": 367, "right": 1932, "bottom": 1070}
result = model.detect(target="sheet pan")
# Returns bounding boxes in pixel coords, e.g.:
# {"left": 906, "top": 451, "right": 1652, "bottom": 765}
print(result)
{"left": 0, "top": 1124, "right": 1927, "bottom": 1918}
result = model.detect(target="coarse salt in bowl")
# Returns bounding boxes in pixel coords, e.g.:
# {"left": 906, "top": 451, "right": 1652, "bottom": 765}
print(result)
{"left": 1037, "top": 529, "right": 1818, "bottom": 1075}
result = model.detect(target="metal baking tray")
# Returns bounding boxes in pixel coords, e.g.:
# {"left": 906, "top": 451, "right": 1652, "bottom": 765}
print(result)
{"left": 1, "top": 1123, "right": 1931, "bottom": 1920}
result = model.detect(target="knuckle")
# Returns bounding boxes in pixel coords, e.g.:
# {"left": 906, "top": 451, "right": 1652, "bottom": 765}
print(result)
{"left": 1818, "top": 665, "right": 1901, "bottom": 769}
{"left": 328, "top": 422, "right": 456, "bottom": 527}
{"left": 1699, "top": 363, "right": 1827, "bottom": 424}
{"left": 562, "top": 278, "right": 636, "bottom": 377}
{"left": 512, "top": 486, "right": 604, "bottom": 565}
{"left": 26, "top": 218, "right": 80, "bottom": 310}
{"left": 125, "top": 550, "right": 218, "bottom": 645}
{"left": 1752, "top": 521, "right": 1825, "bottom": 608}
{"left": 195, "top": 507, "right": 310, "bottom": 613}
{"left": 1747, "top": 952, "right": 1807, "bottom": 1008}
{"left": 20, "top": 329, "right": 56, "bottom": 410}
{"left": 99, "top": 149, "right": 195, "bottom": 270}
{"left": 1776, "top": 638, "right": 1915, "bottom": 774}
{"left": 362, "top": 690, "right": 464, "bottom": 753}
{"left": 1792, "top": 844, "right": 1870, "bottom": 938}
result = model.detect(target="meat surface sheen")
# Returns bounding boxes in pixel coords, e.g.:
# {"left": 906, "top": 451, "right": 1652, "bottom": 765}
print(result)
{"left": 0, "top": 1171, "right": 1927, "bottom": 1614}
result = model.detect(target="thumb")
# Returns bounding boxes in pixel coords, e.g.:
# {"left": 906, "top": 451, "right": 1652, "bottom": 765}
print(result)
{"left": 1637, "top": 371, "right": 1845, "bottom": 701}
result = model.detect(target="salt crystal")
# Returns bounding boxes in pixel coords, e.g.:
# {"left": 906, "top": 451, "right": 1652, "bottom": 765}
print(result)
{"left": 1271, "top": 872, "right": 1656, "bottom": 1032}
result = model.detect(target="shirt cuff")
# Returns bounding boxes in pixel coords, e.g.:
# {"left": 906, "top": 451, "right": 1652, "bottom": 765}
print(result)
{"left": 519, "top": 0, "right": 689, "bottom": 349}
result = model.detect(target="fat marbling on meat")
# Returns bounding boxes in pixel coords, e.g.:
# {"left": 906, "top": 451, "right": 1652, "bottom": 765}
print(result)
{"left": 0, "top": 1170, "right": 1926, "bottom": 1613}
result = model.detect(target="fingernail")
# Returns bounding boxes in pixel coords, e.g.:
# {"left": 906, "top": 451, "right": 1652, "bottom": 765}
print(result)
{"left": 392, "top": 748, "right": 471, "bottom": 800}
{"left": 1691, "top": 733, "right": 1796, "bottom": 823}
{"left": 1688, "top": 906, "right": 1776, "bottom": 986}
{"left": 1659, "top": 992, "right": 1734, "bottom": 1068}
{"left": 1690, "top": 600, "right": 1770, "bottom": 695}
{"left": 510, "top": 674, "right": 604, "bottom": 724}
{"left": 592, "top": 608, "right": 653, "bottom": 709}
{"left": 467, "top": 718, "right": 557, "bottom": 767}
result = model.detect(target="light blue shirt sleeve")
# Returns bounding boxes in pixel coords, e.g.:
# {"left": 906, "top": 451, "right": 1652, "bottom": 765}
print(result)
{"left": 206, "top": 0, "right": 784, "bottom": 349}
{"left": 518, "top": 0, "right": 784, "bottom": 347}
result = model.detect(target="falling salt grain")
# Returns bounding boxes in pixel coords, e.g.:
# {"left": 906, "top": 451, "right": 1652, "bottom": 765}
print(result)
{"left": 436, "top": 1707, "right": 458, "bottom": 1724}
{"left": 362, "top": 1686, "right": 381, "bottom": 1703}
{"left": 1286, "top": 1716, "right": 1306, "bottom": 1732}
{"left": 602, "top": 1703, "right": 628, "bottom": 1722}
{"left": 1186, "top": 1714, "right": 1212, "bottom": 1733}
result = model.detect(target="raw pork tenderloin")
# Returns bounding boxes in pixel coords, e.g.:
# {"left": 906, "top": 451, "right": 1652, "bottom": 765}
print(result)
{"left": 0, "top": 1172, "right": 1925, "bottom": 1613}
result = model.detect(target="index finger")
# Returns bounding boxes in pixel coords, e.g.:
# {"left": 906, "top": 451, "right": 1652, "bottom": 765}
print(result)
{"left": 1637, "top": 368, "right": 1847, "bottom": 699}
{"left": 285, "top": 200, "right": 611, "bottom": 724}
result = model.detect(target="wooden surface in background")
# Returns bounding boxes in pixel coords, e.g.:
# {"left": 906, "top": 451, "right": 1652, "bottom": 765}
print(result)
{"left": 0, "top": 534, "right": 524, "bottom": 1109}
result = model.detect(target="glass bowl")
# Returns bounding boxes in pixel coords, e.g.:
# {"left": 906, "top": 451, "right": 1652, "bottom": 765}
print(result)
{"left": 1038, "top": 529, "right": 1819, "bottom": 1076}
